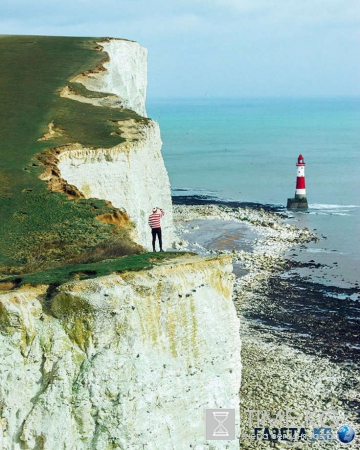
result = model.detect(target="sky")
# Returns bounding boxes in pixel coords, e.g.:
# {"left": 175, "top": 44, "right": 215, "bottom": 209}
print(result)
{"left": 1, "top": 0, "right": 359, "bottom": 98}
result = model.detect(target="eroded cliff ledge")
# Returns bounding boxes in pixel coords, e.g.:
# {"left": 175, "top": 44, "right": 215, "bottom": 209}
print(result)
{"left": 54, "top": 38, "right": 176, "bottom": 251}
{"left": 0, "top": 255, "right": 241, "bottom": 449}
{"left": 56, "top": 119, "right": 175, "bottom": 251}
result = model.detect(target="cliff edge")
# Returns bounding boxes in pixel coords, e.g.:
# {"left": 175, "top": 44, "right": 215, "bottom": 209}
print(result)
{"left": 0, "top": 36, "right": 174, "bottom": 270}
{"left": 0, "top": 36, "right": 241, "bottom": 449}
{"left": 57, "top": 39, "right": 176, "bottom": 251}
{"left": 0, "top": 255, "right": 241, "bottom": 449}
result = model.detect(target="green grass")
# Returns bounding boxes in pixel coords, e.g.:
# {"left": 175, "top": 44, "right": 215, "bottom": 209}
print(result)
{"left": 0, "top": 252, "right": 189, "bottom": 289}
{"left": 0, "top": 35, "right": 147, "bottom": 272}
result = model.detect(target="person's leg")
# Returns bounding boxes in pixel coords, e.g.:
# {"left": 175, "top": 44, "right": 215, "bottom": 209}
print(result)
{"left": 158, "top": 228, "right": 163, "bottom": 251}
{"left": 152, "top": 229, "right": 156, "bottom": 251}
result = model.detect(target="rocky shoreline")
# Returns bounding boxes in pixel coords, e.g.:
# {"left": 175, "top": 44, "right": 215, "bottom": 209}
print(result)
{"left": 173, "top": 202, "right": 359, "bottom": 449}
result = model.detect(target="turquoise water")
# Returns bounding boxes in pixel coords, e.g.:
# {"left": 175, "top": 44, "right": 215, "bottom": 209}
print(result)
{"left": 147, "top": 97, "right": 360, "bottom": 287}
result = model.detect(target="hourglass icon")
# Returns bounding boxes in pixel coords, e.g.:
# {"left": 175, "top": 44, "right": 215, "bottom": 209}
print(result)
{"left": 212, "top": 411, "right": 229, "bottom": 437}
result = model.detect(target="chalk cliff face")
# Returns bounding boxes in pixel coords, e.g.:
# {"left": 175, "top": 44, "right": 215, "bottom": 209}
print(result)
{"left": 57, "top": 120, "right": 175, "bottom": 251}
{"left": 0, "top": 255, "right": 241, "bottom": 449}
{"left": 58, "top": 38, "right": 176, "bottom": 250}
{"left": 70, "top": 39, "right": 148, "bottom": 117}
{"left": 0, "top": 37, "right": 241, "bottom": 449}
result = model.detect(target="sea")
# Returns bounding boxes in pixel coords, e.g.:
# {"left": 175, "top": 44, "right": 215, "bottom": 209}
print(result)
{"left": 147, "top": 97, "right": 360, "bottom": 290}
{"left": 147, "top": 97, "right": 360, "bottom": 433}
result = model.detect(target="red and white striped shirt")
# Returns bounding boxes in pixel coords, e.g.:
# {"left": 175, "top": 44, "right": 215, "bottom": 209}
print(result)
{"left": 148, "top": 210, "right": 164, "bottom": 229}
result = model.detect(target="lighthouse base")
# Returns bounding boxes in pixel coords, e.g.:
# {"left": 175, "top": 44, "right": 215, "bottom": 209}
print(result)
{"left": 287, "top": 198, "right": 308, "bottom": 209}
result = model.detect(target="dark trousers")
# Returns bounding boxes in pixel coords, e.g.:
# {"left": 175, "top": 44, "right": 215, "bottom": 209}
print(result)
{"left": 151, "top": 227, "right": 162, "bottom": 251}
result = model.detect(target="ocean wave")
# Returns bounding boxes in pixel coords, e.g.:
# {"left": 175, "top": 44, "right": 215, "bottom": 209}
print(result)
{"left": 309, "top": 203, "right": 360, "bottom": 210}
{"left": 306, "top": 248, "right": 335, "bottom": 254}
{"left": 309, "top": 211, "right": 351, "bottom": 216}
{"left": 171, "top": 187, "right": 218, "bottom": 195}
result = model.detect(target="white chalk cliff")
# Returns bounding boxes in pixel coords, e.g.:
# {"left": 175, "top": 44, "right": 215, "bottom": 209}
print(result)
{"left": 70, "top": 39, "right": 148, "bottom": 117}
{"left": 0, "top": 38, "right": 241, "bottom": 449}
{"left": 58, "top": 38, "right": 176, "bottom": 250}
{"left": 0, "top": 256, "right": 241, "bottom": 449}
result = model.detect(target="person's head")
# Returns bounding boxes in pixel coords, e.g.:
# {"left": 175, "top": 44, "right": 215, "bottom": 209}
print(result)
{"left": 152, "top": 207, "right": 157, "bottom": 213}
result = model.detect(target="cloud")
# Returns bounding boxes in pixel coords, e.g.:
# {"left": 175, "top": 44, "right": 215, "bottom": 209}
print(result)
{"left": 1, "top": 0, "right": 359, "bottom": 37}
{"left": 1, "top": 0, "right": 359, "bottom": 97}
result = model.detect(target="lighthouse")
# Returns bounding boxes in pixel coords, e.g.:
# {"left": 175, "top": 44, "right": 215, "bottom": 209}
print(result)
{"left": 287, "top": 154, "right": 308, "bottom": 209}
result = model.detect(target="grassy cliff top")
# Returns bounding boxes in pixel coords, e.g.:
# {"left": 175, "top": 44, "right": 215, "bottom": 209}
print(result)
{"left": 0, "top": 252, "right": 191, "bottom": 292}
{"left": 0, "top": 35, "right": 147, "bottom": 275}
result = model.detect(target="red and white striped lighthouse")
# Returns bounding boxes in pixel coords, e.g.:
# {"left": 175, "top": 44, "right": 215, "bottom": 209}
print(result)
{"left": 295, "top": 154, "right": 306, "bottom": 199}
{"left": 287, "top": 154, "right": 308, "bottom": 209}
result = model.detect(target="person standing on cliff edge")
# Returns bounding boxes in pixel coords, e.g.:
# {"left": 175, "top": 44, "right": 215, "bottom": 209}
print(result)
{"left": 148, "top": 207, "right": 165, "bottom": 252}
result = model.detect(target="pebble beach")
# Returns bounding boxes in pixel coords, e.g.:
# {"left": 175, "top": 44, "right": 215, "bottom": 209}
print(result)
{"left": 173, "top": 202, "right": 359, "bottom": 449}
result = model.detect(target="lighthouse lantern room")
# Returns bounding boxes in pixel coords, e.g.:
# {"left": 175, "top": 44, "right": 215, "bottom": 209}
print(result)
{"left": 287, "top": 154, "right": 309, "bottom": 209}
